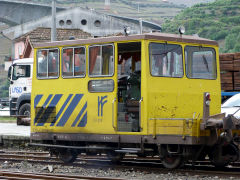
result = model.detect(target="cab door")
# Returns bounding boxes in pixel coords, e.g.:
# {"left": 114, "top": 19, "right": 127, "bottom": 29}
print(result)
{"left": 9, "top": 64, "right": 31, "bottom": 115}
{"left": 86, "top": 44, "right": 118, "bottom": 134}
{"left": 116, "top": 41, "right": 142, "bottom": 133}
{"left": 10, "top": 64, "right": 31, "bottom": 98}
{"left": 147, "top": 41, "right": 186, "bottom": 136}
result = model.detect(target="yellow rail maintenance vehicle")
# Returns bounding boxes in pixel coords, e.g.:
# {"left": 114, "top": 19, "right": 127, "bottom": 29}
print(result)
{"left": 30, "top": 31, "right": 240, "bottom": 168}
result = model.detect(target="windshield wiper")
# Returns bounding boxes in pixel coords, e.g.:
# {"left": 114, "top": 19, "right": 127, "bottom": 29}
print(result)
{"left": 202, "top": 55, "right": 209, "bottom": 72}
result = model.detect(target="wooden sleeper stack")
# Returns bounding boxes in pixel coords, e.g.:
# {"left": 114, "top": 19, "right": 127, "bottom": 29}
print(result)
{"left": 220, "top": 52, "right": 240, "bottom": 91}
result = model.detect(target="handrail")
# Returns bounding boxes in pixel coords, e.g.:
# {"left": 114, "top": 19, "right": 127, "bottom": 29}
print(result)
{"left": 112, "top": 97, "right": 116, "bottom": 130}
{"left": 139, "top": 97, "right": 143, "bottom": 131}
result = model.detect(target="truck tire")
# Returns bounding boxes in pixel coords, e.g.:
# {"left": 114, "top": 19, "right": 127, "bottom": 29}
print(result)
{"left": 19, "top": 103, "right": 31, "bottom": 117}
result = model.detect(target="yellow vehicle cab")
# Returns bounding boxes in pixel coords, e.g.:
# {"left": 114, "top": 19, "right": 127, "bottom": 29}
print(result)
{"left": 30, "top": 32, "right": 240, "bottom": 168}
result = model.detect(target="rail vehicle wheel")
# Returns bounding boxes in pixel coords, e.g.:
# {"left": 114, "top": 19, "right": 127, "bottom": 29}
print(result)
{"left": 107, "top": 151, "right": 124, "bottom": 163}
{"left": 161, "top": 155, "right": 183, "bottom": 169}
{"left": 58, "top": 149, "right": 78, "bottom": 163}
{"left": 160, "top": 146, "right": 183, "bottom": 169}
{"left": 210, "top": 143, "right": 239, "bottom": 168}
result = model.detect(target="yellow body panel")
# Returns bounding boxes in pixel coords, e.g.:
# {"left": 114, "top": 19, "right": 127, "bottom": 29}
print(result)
{"left": 143, "top": 41, "right": 221, "bottom": 138}
{"left": 32, "top": 45, "right": 118, "bottom": 134}
{"left": 31, "top": 38, "right": 221, "bottom": 141}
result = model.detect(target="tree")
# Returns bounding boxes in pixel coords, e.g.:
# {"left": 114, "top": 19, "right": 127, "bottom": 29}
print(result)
{"left": 224, "top": 34, "right": 237, "bottom": 52}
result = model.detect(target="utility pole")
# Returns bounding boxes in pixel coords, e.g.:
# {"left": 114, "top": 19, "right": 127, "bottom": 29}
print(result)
{"left": 139, "top": 18, "right": 142, "bottom": 34}
{"left": 51, "top": 0, "right": 56, "bottom": 41}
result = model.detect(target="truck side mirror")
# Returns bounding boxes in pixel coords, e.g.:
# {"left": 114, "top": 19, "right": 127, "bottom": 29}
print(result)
{"left": 8, "top": 66, "right": 12, "bottom": 81}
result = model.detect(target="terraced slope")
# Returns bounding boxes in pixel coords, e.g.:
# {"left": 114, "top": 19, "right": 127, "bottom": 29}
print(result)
{"left": 162, "top": 0, "right": 240, "bottom": 53}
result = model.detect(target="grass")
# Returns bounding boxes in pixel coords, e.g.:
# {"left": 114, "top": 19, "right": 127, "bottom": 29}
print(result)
{"left": 0, "top": 116, "right": 16, "bottom": 123}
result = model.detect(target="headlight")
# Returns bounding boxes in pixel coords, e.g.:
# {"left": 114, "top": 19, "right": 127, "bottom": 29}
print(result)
{"left": 178, "top": 26, "right": 185, "bottom": 35}
{"left": 124, "top": 26, "right": 131, "bottom": 36}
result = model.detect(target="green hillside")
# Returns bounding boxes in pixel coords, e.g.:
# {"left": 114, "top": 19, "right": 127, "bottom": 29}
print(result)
{"left": 162, "top": 0, "right": 240, "bottom": 53}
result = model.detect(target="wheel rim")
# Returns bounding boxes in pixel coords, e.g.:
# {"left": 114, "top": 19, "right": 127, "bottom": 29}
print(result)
{"left": 162, "top": 155, "right": 182, "bottom": 169}
{"left": 23, "top": 110, "right": 30, "bottom": 116}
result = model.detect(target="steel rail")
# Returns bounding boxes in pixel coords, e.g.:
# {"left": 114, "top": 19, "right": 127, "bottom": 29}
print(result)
{"left": 1, "top": 150, "right": 240, "bottom": 178}
{"left": 0, "top": 170, "right": 124, "bottom": 180}
{"left": 0, "top": 150, "right": 162, "bottom": 162}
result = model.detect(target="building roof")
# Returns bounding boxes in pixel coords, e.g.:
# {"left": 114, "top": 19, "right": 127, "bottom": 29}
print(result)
{"left": 14, "top": 27, "right": 91, "bottom": 46}
{"left": 35, "top": 32, "right": 218, "bottom": 48}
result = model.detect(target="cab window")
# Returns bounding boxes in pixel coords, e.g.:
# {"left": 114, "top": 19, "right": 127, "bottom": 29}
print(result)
{"left": 37, "top": 49, "right": 59, "bottom": 78}
{"left": 89, "top": 44, "right": 114, "bottom": 77}
{"left": 185, "top": 46, "right": 216, "bottom": 79}
{"left": 88, "top": 79, "right": 114, "bottom": 92}
{"left": 149, "top": 43, "right": 183, "bottom": 77}
{"left": 12, "top": 65, "right": 30, "bottom": 80}
{"left": 62, "top": 47, "right": 86, "bottom": 77}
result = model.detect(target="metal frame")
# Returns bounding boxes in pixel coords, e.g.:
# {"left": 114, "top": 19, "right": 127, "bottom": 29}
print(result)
{"left": 35, "top": 33, "right": 218, "bottom": 48}
{"left": 88, "top": 44, "right": 115, "bottom": 78}
{"left": 61, "top": 46, "right": 86, "bottom": 79}
{"left": 148, "top": 42, "right": 184, "bottom": 78}
{"left": 37, "top": 48, "right": 60, "bottom": 80}
{"left": 185, "top": 46, "right": 217, "bottom": 80}
{"left": 30, "top": 132, "right": 207, "bottom": 145}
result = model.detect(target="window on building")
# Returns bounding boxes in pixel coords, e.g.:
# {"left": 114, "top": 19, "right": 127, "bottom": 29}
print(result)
{"left": 185, "top": 46, "right": 216, "bottom": 79}
{"left": 37, "top": 49, "right": 59, "bottom": 78}
{"left": 94, "top": 20, "right": 101, "bottom": 27}
{"left": 81, "top": 19, "right": 87, "bottom": 25}
{"left": 89, "top": 44, "right": 114, "bottom": 77}
{"left": 149, "top": 43, "right": 183, "bottom": 77}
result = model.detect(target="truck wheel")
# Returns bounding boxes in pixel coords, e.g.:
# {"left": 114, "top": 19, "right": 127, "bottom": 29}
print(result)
{"left": 19, "top": 103, "right": 31, "bottom": 117}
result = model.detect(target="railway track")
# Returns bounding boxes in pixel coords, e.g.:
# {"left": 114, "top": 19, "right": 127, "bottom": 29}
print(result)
{"left": 1, "top": 150, "right": 240, "bottom": 179}
{"left": 0, "top": 170, "right": 124, "bottom": 180}
{"left": 0, "top": 150, "right": 161, "bottom": 164}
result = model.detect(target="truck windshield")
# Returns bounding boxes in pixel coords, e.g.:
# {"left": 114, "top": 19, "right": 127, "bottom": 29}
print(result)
{"left": 12, "top": 65, "right": 31, "bottom": 80}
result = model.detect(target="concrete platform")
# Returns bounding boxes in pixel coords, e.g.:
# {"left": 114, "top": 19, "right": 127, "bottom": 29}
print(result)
{"left": 0, "top": 123, "right": 30, "bottom": 147}
{"left": 0, "top": 123, "right": 30, "bottom": 137}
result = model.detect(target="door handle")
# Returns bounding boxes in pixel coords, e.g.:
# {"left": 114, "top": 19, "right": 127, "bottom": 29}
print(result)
{"left": 112, "top": 97, "right": 116, "bottom": 130}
